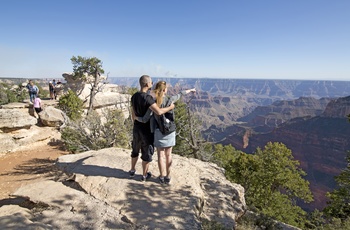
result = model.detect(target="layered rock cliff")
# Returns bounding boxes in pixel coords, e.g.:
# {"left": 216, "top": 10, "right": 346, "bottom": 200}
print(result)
{"left": 238, "top": 97, "right": 332, "bottom": 132}
{"left": 220, "top": 96, "right": 350, "bottom": 210}
{"left": 111, "top": 77, "right": 350, "bottom": 128}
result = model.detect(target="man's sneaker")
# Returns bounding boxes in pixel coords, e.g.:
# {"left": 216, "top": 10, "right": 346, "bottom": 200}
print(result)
{"left": 164, "top": 176, "right": 171, "bottom": 184}
{"left": 129, "top": 170, "right": 136, "bottom": 178}
{"left": 158, "top": 176, "right": 165, "bottom": 184}
{"left": 140, "top": 172, "right": 152, "bottom": 182}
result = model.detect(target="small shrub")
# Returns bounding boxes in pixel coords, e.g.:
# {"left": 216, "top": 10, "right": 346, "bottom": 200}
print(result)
{"left": 201, "top": 219, "right": 228, "bottom": 230}
{"left": 58, "top": 90, "right": 84, "bottom": 120}
{"left": 0, "top": 83, "right": 27, "bottom": 105}
{"left": 61, "top": 108, "right": 131, "bottom": 153}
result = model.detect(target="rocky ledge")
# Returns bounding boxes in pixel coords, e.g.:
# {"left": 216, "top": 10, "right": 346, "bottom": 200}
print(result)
{"left": 0, "top": 147, "right": 246, "bottom": 229}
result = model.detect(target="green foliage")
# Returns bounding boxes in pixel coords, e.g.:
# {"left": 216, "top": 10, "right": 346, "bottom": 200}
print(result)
{"left": 201, "top": 219, "right": 229, "bottom": 230}
{"left": 223, "top": 151, "right": 259, "bottom": 197}
{"left": 127, "top": 87, "right": 138, "bottom": 95}
{"left": 60, "top": 126, "right": 86, "bottom": 153}
{"left": 71, "top": 55, "right": 105, "bottom": 114}
{"left": 305, "top": 209, "right": 326, "bottom": 229}
{"left": 58, "top": 90, "right": 84, "bottom": 121}
{"left": 61, "top": 109, "right": 131, "bottom": 153}
{"left": 71, "top": 56, "right": 105, "bottom": 80}
{"left": 254, "top": 142, "right": 313, "bottom": 202}
{"left": 324, "top": 151, "right": 350, "bottom": 220}
{"left": 321, "top": 217, "right": 350, "bottom": 230}
{"left": 212, "top": 144, "right": 240, "bottom": 166}
{"left": 318, "top": 114, "right": 350, "bottom": 228}
{"left": 214, "top": 142, "right": 313, "bottom": 228}
{"left": 236, "top": 212, "right": 283, "bottom": 230}
{"left": 0, "top": 84, "right": 7, "bottom": 104}
{"left": 5, "top": 88, "right": 17, "bottom": 103}
{"left": 0, "top": 83, "right": 27, "bottom": 105}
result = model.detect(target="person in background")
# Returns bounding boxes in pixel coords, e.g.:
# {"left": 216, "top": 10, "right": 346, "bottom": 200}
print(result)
{"left": 136, "top": 81, "right": 196, "bottom": 184}
{"left": 52, "top": 79, "right": 57, "bottom": 99}
{"left": 26, "top": 80, "right": 39, "bottom": 103}
{"left": 54, "top": 80, "right": 62, "bottom": 100}
{"left": 129, "top": 75, "right": 175, "bottom": 182}
{"left": 49, "top": 81, "right": 55, "bottom": 100}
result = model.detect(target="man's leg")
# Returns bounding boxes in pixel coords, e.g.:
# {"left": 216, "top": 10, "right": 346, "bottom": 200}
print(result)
{"left": 140, "top": 140, "right": 154, "bottom": 181}
{"left": 142, "top": 161, "right": 150, "bottom": 177}
{"left": 140, "top": 143, "right": 154, "bottom": 176}
{"left": 130, "top": 127, "right": 141, "bottom": 177}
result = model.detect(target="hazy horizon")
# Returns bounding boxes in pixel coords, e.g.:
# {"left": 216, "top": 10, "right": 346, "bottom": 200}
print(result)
{"left": 2, "top": 76, "right": 350, "bottom": 83}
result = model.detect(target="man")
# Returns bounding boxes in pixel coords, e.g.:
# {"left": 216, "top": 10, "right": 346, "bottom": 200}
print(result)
{"left": 26, "top": 80, "right": 39, "bottom": 103}
{"left": 52, "top": 79, "right": 57, "bottom": 99}
{"left": 130, "top": 75, "right": 175, "bottom": 181}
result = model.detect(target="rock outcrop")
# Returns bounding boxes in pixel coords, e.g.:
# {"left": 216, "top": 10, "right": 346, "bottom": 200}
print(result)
{"left": 0, "top": 124, "right": 61, "bottom": 155}
{"left": 0, "top": 101, "right": 62, "bottom": 155}
{"left": 0, "top": 78, "right": 131, "bottom": 155}
{"left": 0, "top": 147, "right": 246, "bottom": 229}
{"left": 0, "top": 109, "right": 37, "bottom": 132}
{"left": 39, "top": 106, "right": 66, "bottom": 127}
{"left": 62, "top": 73, "right": 131, "bottom": 115}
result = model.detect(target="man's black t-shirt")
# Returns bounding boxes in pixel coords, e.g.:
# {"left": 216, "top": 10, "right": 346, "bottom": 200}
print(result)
{"left": 131, "top": 91, "right": 155, "bottom": 129}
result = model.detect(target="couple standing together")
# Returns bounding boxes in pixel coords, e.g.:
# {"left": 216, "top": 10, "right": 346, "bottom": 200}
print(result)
{"left": 129, "top": 75, "right": 196, "bottom": 184}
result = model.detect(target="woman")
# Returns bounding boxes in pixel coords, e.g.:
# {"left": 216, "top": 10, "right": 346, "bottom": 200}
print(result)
{"left": 26, "top": 80, "right": 39, "bottom": 103}
{"left": 136, "top": 81, "right": 196, "bottom": 184}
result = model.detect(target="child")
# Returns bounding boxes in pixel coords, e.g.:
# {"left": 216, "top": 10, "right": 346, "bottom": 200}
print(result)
{"left": 33, "top": 96, "right": 42, "bottom": 114}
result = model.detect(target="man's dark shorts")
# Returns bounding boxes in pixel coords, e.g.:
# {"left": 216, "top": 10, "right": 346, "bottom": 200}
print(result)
{"left": 131, "top": 125, "right": 154, "bottom": 162}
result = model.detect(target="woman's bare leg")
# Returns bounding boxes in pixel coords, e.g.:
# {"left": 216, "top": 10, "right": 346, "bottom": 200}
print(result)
{"left": 164, "top": 147, "right": 173, "bottom": 178}
{"left": 157, "top": 148, "right": 166, "bottom": 177}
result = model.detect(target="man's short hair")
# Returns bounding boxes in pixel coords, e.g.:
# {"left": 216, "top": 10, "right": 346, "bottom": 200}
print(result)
{"left": 139, "top": 75, "right": 151, "bottom": 88}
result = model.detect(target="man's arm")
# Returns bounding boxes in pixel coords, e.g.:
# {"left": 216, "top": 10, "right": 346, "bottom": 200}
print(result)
{"left": 131, "top": 107, "right": 136, "bottom": 121}
{"left": 149, "top": 103, "right": 175, "bottom": 115}
{"left": 136, "top": 108, "right": 152, "bottom": 123}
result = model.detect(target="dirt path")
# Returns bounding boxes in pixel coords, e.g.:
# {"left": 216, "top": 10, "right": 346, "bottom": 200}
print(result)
{"left": 0, "top": 144, "right": 69, "bottom": 200}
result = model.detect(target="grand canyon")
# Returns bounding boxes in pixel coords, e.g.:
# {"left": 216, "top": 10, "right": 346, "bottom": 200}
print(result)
{"left": 2, "top": 77, "right": 350, "bottom": 212}
{"left": 112, "top": 77, "right": 350, "bottom": 211}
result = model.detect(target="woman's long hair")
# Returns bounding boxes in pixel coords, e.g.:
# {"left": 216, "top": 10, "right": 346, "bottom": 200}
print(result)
{"left": 154, "top": 81, "right": 167, "bottom": 107}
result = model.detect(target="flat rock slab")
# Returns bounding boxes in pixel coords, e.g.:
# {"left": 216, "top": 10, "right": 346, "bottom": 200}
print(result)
{"left": 1, "top": 147, "right": 246, "bottom": 229}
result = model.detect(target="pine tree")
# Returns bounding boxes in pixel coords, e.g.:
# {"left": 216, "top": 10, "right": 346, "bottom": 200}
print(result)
{"left": 71, "top": 56, "right": 105, "bottom": 115}
{"left": 173, "top": 98, "right": 211, "bottom": 160}
{"left": 214, "top": 142, "right": 313, "bottom": 228}
{"left": 324, "top": 151, "right": 350, "bottom": 220}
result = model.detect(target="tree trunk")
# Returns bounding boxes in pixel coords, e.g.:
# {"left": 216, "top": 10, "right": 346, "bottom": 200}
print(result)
{"left": 87, "top": 67, "right": 99, "bottom": 115}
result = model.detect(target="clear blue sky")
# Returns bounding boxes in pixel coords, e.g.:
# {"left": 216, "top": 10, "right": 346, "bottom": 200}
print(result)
{"left": 1, "top": 0, "right": 349, "bottom": 80}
